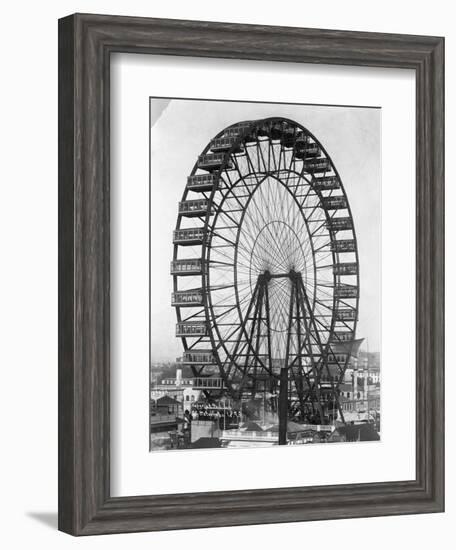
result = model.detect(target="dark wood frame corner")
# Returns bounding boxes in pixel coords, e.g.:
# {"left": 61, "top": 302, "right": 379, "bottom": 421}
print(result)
{"left": 58, "top": 13, "right": 445, "bottom": 536}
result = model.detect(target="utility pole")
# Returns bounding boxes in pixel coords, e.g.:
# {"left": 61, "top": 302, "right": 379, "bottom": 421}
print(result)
{"left": 278, "top": 366, "right": 288, "bottom": 445}
{"left": 366, "top": 337, "right": 370, "bottom": 422}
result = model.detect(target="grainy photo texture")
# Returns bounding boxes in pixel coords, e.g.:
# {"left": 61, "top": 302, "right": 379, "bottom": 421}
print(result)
{"left": 149, "top": 98, "right": 381, "bottom": 452}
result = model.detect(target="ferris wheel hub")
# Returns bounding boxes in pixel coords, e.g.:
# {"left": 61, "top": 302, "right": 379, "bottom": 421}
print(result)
{"left": 260, "top": 269, "right": 302, "bottom": 281}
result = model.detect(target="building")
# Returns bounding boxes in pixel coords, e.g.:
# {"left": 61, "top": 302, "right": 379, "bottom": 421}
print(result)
{"left": 150, "top": 367, "right": 202, "bottom": 406}
{"left": 153, "top": 395, "right": 182, "bottom": 415}
{"left": 150, "top": 395, "right": 183, "bottom": 440}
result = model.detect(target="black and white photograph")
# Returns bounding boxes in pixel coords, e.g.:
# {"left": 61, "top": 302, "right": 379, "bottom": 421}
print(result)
{"left": 149, "top": 98, "right": 381, "bottom": 451}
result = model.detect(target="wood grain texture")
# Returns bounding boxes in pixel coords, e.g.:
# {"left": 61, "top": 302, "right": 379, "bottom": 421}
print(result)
{"left": 58, "top": 13, "right": 445, "bottom": 536}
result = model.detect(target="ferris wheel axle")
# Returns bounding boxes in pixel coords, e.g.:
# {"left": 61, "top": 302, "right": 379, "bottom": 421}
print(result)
{"left": 261, "top": 269, "right": 302, "bottom": 281}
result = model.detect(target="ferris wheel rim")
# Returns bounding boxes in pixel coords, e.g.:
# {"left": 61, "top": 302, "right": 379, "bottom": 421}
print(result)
{"left": 172, "top": 116, "right": 360, "bottom": 418}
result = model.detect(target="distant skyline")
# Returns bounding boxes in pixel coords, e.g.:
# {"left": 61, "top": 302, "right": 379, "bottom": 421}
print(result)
{"left": 150, "top": 98, "right": 381, "bottom": 362}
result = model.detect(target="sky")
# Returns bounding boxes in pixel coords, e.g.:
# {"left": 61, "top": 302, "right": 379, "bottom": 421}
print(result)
{"left": 150, "top": 98, "right": 381, "bottom": 362}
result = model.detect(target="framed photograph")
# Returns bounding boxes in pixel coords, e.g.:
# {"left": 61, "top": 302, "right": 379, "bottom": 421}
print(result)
{"left": 58, "top": 13, "right": 444, "bottom": 535}
{"left": 148, "top": 98, "right": 381, "bottom": 453}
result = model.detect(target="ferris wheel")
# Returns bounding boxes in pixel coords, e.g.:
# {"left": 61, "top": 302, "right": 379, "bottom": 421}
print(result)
{"left": 171, "top": 117, "right": 360, "bottom": 436}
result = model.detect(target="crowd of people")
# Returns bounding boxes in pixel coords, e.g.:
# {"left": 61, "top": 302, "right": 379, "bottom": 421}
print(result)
{"left": 183, "top": 403, "right": 242, "bottom": 429}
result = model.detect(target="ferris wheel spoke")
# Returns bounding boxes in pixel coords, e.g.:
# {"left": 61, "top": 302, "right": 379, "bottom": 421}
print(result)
{"left": 268, "top": 140, "right": 279, "bottom": 173}
{"left": 208, "top": 280, "right": 249, "bottom": 292}
{"left": 220, "top": 181, "right": 250, "bottom": 213}
{"left": 210, "top": 232, "right": 237, "bottom": 247}
{"left": 210, "top": 245, "right": 250, "bottom": 271}
{"left": 313, "top": 240, "right": 332, "bottom": 254}
{"left": 244, "top": 147, "right": 260, "bottom": 180}
{"left": 314, "top": 251, "right": 334, "bottom": 265}
{"left": 298, "top": 181, "right": 318, "bottom": 209}
{"left": 230, "top": 154, "right": 251, "bottom": 184}
{"left": 242, "top": 166, "right": 279, "bottom": 239}
{"left": 256, "top": 140, "right": 269, "bottom": 173}
{"left": 222, "top": 171, "right": 253, "bottom": 201}
{"left": 179, "top": 308, "right": 205, "bottom": 322}
{"left": 248, "top": 229, "right": 287, "bottom": 269}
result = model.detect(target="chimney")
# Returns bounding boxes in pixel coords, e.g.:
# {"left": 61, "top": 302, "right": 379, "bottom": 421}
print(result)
{"left": 176, "top": 367, "right": 182, "bottom": 387}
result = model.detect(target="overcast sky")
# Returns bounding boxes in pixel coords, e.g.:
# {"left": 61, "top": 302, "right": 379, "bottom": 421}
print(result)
{"left": 150, "top": 98, "right": 381, "bottom": 362}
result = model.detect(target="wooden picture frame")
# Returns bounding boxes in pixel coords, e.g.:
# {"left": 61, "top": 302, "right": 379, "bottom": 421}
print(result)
{"left": 58, "top": 13, "right": 444, "bottom": 535}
